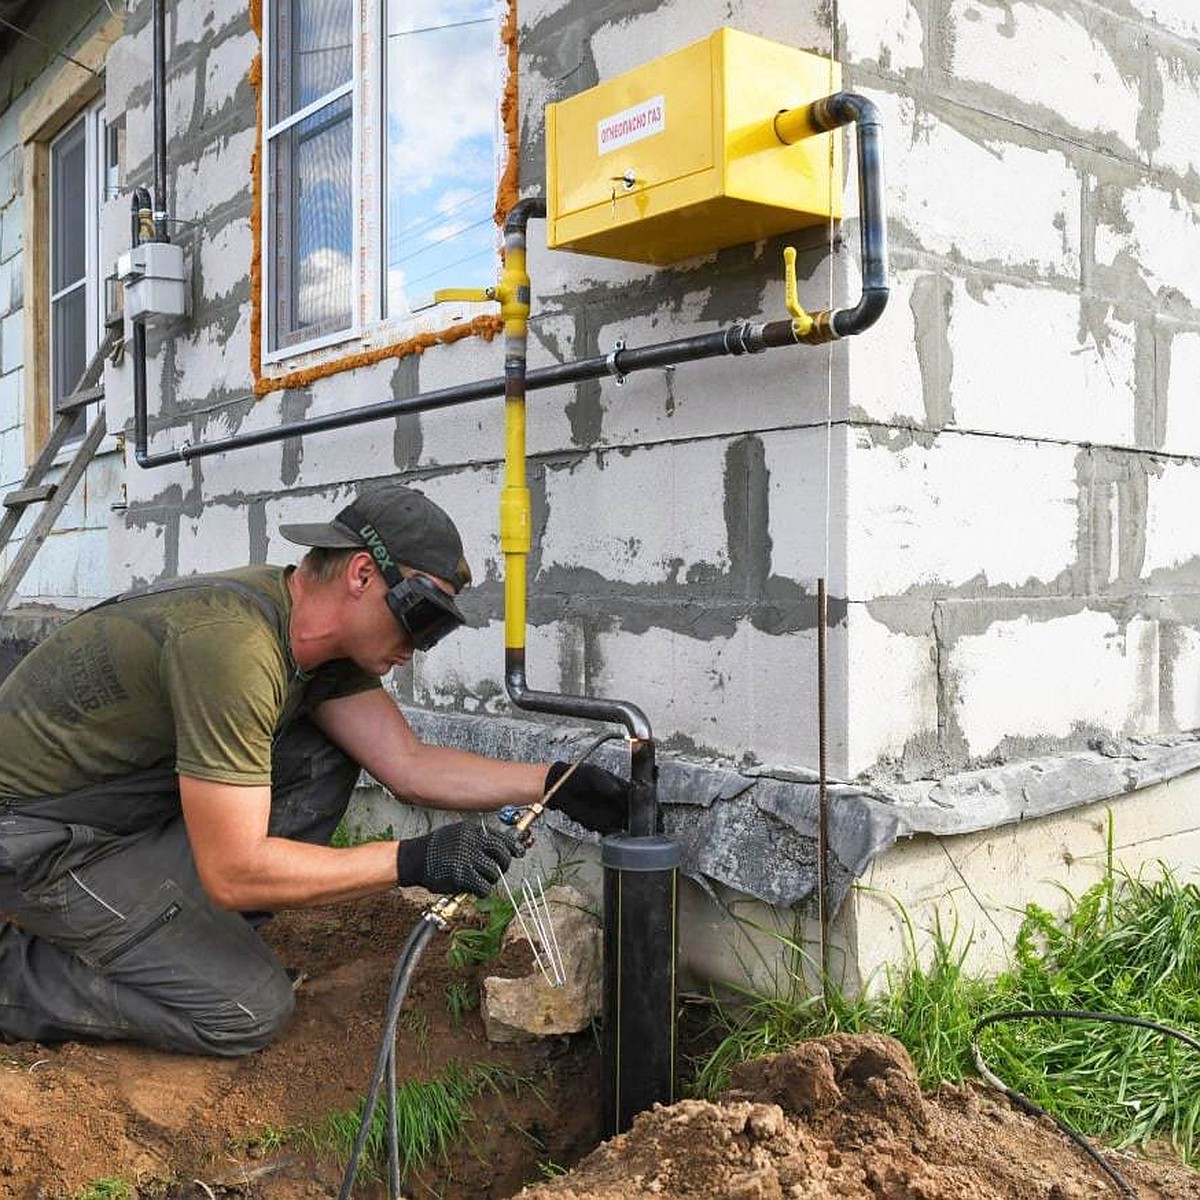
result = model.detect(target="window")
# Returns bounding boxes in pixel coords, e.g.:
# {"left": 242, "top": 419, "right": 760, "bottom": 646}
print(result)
{"left": 48, "top": 101, "right": 106, "bottom": 437}
{"left": 261, "top": 0, "right": 502, "bottom": 363}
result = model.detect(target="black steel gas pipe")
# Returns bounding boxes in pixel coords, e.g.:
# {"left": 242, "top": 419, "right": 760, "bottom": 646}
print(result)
{"left": 129, "top": 76, "right": 888, "bottom": 462}
{"left": 151, "top": 0, "right": 169, "bottom": 242}
{"left": 130, "top": 318, "right": 806, "bottom": 469}
{"left": 774, "top": 90, "right": 889, "bottom": 341}
{"left": 130, "top": 188, "right": 155, "bottom": 467}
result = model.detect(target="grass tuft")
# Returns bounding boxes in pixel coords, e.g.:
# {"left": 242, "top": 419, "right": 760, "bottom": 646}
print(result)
{"left": 75, "top": 1182, "right": 132, "bottom": 1200}
{"left": 308, "top": 1060, "right": 518, "bottom": 1180}
{"left": 447, "top": 893, "right": 517, "bottom": 971}
{"left": 980, "top": 867, "right": 1200, "bottom": 1161}
{"left": 445, "top": 979, "right": 479, "bottom": 1026}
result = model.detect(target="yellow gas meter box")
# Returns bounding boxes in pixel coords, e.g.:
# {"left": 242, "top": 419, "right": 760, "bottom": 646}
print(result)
{"left": 545, "top": 28, "right": 842, "bottom": 265}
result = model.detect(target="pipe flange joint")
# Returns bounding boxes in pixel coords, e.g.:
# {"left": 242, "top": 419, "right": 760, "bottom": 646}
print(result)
{"left": 605, "top": 339, "right": 627, "bottom": 386}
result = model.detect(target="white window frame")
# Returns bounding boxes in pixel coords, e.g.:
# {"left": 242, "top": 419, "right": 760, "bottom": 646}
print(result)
{"left": 261, "top": 0, "right": 363, "bottom": 364}
{"left": 259, "top": 0, "right": 503, "bottom": 370}
{"left": 48, "top": 101, "right": 104, "bottom": 425}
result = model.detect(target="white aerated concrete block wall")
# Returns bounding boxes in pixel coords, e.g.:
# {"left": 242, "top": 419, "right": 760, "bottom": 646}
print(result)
{"left": 839, "top": 0, "right": 1200, "bottom": 784}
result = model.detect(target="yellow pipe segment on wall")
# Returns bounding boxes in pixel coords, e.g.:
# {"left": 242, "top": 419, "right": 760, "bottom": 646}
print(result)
{"left": 498, "top": 242, "right": 533, "bottom": 655}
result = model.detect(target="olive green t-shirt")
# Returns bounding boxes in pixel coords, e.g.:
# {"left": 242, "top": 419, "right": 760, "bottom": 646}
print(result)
{"left": 0, "top": 565, "right": 380, "bottom": 799}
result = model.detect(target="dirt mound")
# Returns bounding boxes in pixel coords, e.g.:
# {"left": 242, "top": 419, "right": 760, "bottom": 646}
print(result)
{"left": 517, "top": 1033, "right": 1200, "bottom": 1200}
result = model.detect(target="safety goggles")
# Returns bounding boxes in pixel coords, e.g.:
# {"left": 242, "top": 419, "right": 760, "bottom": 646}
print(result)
{"left": 384, "top": 574, "right": 466, "bottom": 652}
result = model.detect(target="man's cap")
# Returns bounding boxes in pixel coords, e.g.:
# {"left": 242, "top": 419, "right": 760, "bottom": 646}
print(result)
{"left": 279, "top": 482, "right": 472, "bottom": 590}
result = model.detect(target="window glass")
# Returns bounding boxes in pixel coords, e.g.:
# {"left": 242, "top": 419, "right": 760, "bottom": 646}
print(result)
{"left": 51, "top": 288, "right": 87, "bottom": 407}
{"left": 51, "top": 120, "right": 86, "bottom": 295}
{"left": 291, "top": 95, "right": 354, "bottom": 331}
{"left": 271, "top": 0, "right": 353, "bottom": 124}
{"left": 384, "top": 0, "right": 498, "bottom": 318}
{"left": 293, "top": 0, "right": 353, "bottom": 110}
{"left": 268, "top": 0, "right": 355, "bottom": 351}
{"left": 262, "top": 0, "right": 502, "bottom": 358}
{"left": 48, "top": 107, "right": 102, "bottom": 433}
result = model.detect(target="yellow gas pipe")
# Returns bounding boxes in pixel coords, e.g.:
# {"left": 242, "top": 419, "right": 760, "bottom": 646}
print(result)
{"left": 433, "top": 239, "right": 532, "bottom": 665}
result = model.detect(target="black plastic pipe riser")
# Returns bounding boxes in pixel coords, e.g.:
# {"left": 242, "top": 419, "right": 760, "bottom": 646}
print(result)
{"left": 601, "top": 834, "right": 680, "bottom": 1137}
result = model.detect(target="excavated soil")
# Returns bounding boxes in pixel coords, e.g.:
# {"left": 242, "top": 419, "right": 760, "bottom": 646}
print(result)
{"left": 519, "top": 1035, "right": 1200, "bottom": 1200}
{"left": 0, "top": 894, "right": 1198, "bottom": 1200}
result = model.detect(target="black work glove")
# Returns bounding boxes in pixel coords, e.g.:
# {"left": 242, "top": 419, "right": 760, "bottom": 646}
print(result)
{"left": 396, "top": 821, "right": 525, "bottom": 897}
{"left": 544, "top": 761, "right": 630, "bottom": 835}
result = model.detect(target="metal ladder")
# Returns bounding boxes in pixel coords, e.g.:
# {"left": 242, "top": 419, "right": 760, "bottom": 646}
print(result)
{"left": 0, "top": 331, "right": 118, "bottom": 612}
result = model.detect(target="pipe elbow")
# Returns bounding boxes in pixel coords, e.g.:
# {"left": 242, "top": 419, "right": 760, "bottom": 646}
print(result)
{"left": 505, "top": 668, "right": 528, "bottom": 704}
{"left": 503, "top": 197, "right": 547, "bottom": 236}
{"left": 809, "top": 91, "right": 879, "bottom": 132}
{"left": 833, "top": 287, "right": 889, "bottom": 338}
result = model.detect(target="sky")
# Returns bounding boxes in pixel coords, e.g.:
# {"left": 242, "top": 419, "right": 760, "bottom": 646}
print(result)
{"left": 383, "top": 0, "right": 500, "bottom": 316}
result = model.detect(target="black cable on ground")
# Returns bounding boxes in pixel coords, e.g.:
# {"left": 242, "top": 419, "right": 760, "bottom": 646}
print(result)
{"left": 338, "top": 916, "right": 439, "bottom": 1200}
{"left": 338, "top": 729, "right": 627, "bottom": 1197}
{"left": 972, "top": 1008, "right": 1200, "bottom": 1200}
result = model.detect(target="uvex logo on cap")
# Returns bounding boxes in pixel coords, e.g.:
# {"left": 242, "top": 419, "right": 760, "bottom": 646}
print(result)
{"left": 358, "top": 523, "right": 396, "bottom": 572}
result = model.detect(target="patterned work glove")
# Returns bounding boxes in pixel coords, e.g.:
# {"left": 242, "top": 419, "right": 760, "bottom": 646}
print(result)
{"left": 544, "top": 761, "right": 630, "bottom": 835}
{"left": 396, "top": 821, "right": 525, "bottom": 897}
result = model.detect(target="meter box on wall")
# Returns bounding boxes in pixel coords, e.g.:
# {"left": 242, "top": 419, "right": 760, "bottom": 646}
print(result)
{"left": 546, "top": 28, "right": 843, "bottom": 265}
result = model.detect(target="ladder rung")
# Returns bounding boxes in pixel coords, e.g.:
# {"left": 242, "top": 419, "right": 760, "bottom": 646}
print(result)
{"left": 3, "top": 483, "right": 58, "bottom": 509}
{"left": 56, "top": 383, "right": 105, "bottom": 413}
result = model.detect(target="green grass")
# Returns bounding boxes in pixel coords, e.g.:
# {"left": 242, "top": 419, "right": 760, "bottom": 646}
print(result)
{"left": 447, "top": 893, "right": 517, "bottom": 971}
{"left": 330, "top": 818, "right": 395, "bottom": 849}
{"left": 445, "top": 979, "right": 479, "bottom": 1026}
{"left": 439, "top": 892, "right": 518, "bottom": 1028}
{"left": 76, "top": 1182, "right": 132, "bottom": 1200}
{"left": 693, "top": 859, "right": 1200, "bottom": 1165}
{"left": 978, "top": 867, "right": 1200, "bottom": 1160}
{"left": 397, "top": 1007, "right": 431, "bottom": 1058}
{"left": 308, "top": 1060, "right": 517, "bottom": 1181}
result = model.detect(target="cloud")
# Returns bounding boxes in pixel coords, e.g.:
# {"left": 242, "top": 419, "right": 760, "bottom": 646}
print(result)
{"left": 384, "top": 15, "right": 499, "bottom": 196}
{"left": 295, "top": 246, "right": 353, "bottom": 328}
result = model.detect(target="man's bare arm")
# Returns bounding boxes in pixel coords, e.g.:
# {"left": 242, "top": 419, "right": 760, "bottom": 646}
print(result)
{"left": 313, "top": 688, "right": 547, "bottom": 811}
{"left": 180, "top": 774, "right": 399, "bottom": 910}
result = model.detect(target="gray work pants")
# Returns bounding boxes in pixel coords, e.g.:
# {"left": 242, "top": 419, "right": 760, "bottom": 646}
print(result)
{"left": 0, "top": 719, "right": 359, "bottom": 1056}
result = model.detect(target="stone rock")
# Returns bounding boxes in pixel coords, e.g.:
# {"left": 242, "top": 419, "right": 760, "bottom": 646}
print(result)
{"left": 482, "top": 884, "right": 601, "bottom": 1043}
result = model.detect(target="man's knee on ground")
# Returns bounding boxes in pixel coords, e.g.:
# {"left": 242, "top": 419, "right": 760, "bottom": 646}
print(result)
{"left": 189, "top": 969, "right": 296, "bottom": 1057}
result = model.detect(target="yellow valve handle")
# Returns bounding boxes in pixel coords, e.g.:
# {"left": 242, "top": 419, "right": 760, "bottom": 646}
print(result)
{"left": 432, "top": 286, "right": 497, "bottom": 303}
{"left": 783, "top": 247, "right": 815, "bottom": 338}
